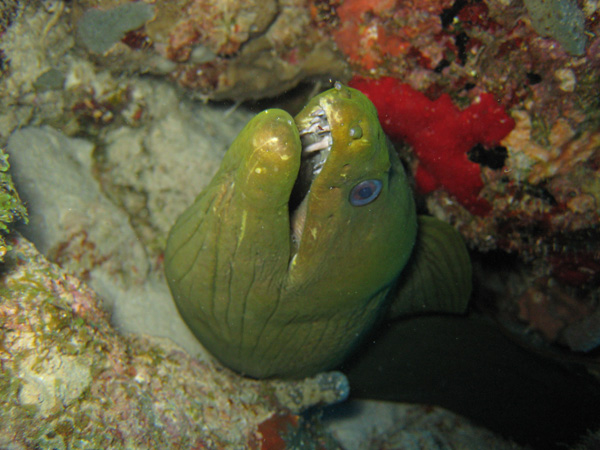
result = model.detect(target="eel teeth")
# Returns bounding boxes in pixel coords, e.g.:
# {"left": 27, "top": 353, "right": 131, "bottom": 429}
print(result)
{"left": 311, "top": 107, "right": 326, "bottom": 117}
{"left": 302, "top": 134, "right": 332, "bottom": 153}
{"left": 313, "top": 160, "right": 325, "bottom": 174}
{"left": 299, "top": 121, "right": 331, "bottom": 135}
{"left": 290, "top": 103, "right": 332, "bottom": 246}
{"left": 297, "top": 103, "right": 332, "bottom": 177}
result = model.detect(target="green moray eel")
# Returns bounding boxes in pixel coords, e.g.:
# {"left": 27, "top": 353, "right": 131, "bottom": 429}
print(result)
{"left": 165, "top": 83, "right": 472, "bottom": 379}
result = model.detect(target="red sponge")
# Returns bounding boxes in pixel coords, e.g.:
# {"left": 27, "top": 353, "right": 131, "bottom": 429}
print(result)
{"left": 350, "top": 77, "right": 515, "bottom": 216}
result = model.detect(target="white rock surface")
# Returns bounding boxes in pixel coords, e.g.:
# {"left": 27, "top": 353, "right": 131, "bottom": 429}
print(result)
{"left": 6, "top": 126, "right": 148, "bottom": 284}
{"left": 5, "top": 125, "right": 206, "bottom": 356}
{"left": 98, "top": 79, "right": 251, "bottom": 240}
{"left": 4, "top": 71, "right": 255, "bottom": 360}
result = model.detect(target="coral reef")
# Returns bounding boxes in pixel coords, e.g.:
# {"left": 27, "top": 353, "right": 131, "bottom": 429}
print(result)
{"left": 333, "top": 0, "right": 600, "bottom": 364}
{"left": 331, "top": 0, "right": 453, "bottom": 77}
{"left": 70, "top": 0, "right": 350, "bottom": 100}
{"left": 350, "top": 76, "right": 515, "bottom": 215}
{"left": 1, "top": 0, "right": 599, "bottom": 446}
{"left": 524, "top": 0, "right": 587, "bottom": 56}
{"left": 0, "top": 234, "right": 348, "bottom": 449}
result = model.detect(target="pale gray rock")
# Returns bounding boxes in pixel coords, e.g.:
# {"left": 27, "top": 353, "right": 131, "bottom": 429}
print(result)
{"left": 6, "top": 125, "right": 149, "bottom": 288}
{"left": 5, "top": 125, "right": 206, "bottom": 357}
{"left": 98, "top": 79, "right": 252, "bottom": 245}
{"left": 323, "top": 400, "right": 524, "bottom": 450}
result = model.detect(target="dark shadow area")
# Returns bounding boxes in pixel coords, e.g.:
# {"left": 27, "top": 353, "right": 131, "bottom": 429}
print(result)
{"left": 341, "top": 313, "right": 600, "bottom": 449}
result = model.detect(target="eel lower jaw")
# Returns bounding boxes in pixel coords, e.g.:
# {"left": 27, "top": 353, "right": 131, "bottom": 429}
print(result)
{"left": 289, "top": 102, "right": 333, "bottom": 255}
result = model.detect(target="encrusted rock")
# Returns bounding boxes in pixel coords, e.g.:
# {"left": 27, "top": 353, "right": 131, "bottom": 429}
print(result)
{"left": 0, "top": 235, "right": 347, "bottom": 449}
{"left": 71, "top": 0, "right": 350, "bottom": 100}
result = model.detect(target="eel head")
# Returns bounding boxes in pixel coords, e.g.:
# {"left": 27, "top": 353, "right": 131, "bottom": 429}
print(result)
{"left": 165, "top": 83, "right": 417, "bottom": 378}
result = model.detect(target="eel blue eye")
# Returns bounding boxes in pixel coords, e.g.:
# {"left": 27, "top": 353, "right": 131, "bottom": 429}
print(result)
{"left": 349, "top": 179, "right": 382, "bottom": 206}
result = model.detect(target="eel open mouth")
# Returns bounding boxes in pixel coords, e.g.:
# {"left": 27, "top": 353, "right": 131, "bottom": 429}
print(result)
{"left": 298, "top": 105, "right": 332, "bottom": 175}
{"left": 289, "top": 102, "right": 333, "bottom": 250}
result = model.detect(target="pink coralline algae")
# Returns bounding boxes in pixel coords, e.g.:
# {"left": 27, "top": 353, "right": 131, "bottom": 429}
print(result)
{"left": 350, "top": 76, "right": 515, "bottom": 216}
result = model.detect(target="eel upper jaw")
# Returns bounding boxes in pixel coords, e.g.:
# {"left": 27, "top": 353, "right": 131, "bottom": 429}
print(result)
{"left": 289, "top": 101, "right": 333, "bottom": 256}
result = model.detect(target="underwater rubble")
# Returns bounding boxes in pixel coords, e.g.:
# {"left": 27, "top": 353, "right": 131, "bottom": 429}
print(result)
{"left": 0, "top": 235, "right": 349, "bottom": 449}
{"left": 1, "top": 0, "right": 600, "bottom": 448}
{"left": 70, "top": 0, "right": 350, "bottom": 100}
{"left": 327, "top": 0, "right": 600, "bottom": 359}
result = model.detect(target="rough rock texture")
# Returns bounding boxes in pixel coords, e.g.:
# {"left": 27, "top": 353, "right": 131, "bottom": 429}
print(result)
{"left": 5, "top": 124, "right": 207, "bottom": 358}
{"left": 6, "top": 126, "right": 149, "bottom": 289}
{"left": 0, "top": 234, "right": 348, "bottom": 449}
{"left": 70, "top": 0, "right": 350, "bottom": 100}
{"left": 324, "top": 400, "right": 524, "bottom": 450}
{"left": 1, "top": 1, "right": 599, "bottom": 447}
{"left": 320, "top": 0, "right": 600, "bottom": 364}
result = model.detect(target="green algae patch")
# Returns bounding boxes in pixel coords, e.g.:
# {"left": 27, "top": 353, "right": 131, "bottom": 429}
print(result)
{"left": 0, "top": 148, "right": 27, "bottom": 262}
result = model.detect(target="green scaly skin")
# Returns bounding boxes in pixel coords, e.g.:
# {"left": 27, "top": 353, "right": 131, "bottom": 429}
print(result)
{"left": 165, "top": 85, "right": 470, "bottom": 379}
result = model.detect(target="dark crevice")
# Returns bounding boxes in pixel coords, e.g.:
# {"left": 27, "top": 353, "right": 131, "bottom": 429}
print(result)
{"left": 467, "top": 143, "right": 508, "bottom": 170}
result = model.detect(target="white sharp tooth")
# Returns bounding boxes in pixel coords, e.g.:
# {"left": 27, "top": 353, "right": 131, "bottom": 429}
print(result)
{"left": 317, "top": 124, "right": 331, "bottom": 133}
{"left": 311, "top": 107, "right": 326, "bottom": 117}
{"left": 300, "top": 122, "right": 322, "bottom": 135}
{"left": 303, "top": 136, "right": 330, "bottom": 153}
